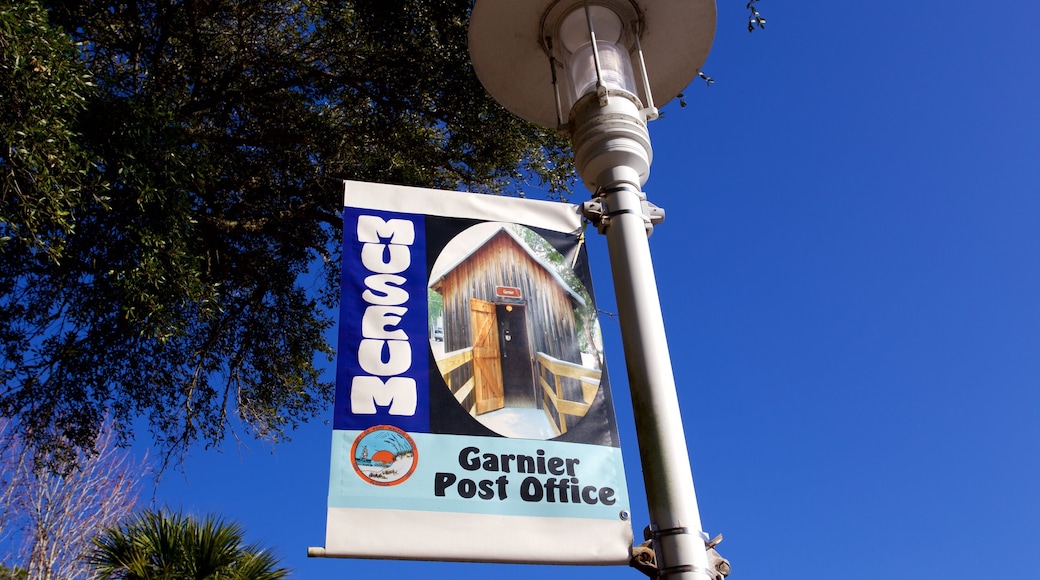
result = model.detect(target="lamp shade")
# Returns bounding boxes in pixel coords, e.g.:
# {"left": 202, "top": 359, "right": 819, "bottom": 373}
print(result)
{"left": 469, "top": 0, "right": 717, "bottom": 128}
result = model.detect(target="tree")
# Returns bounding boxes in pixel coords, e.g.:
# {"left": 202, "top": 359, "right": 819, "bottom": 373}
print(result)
{"left": 0, "top": 418, "right": 147, "bottom": 580}
{"left": 1, "top": 0, "right": 574, "bottom": 460}
{"left": 1, "top": 0, "right": 766, "bottom": 460}
{"left": 90, "top": 510, "right": 288, "bottom": 580}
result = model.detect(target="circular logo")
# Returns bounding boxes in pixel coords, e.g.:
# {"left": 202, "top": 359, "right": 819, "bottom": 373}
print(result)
{"left": 350, "top": 426, "right": 418, "bottom": 486}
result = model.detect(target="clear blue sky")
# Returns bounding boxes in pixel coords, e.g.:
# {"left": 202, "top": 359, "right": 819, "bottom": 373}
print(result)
{"left": 145, "top": 1, "right": 1040, "bottom": 578}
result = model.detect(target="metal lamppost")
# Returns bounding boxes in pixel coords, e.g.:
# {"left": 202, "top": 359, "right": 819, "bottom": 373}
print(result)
{"left": 469, "top": 1, "right": 718, "bottom": 578}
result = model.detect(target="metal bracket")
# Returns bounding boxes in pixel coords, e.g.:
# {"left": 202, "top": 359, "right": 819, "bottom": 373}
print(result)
{"left": 581, "top": 185, "right": 665, "bottom": 236}
{"left": 629, "top": 526, "right": 731, "bottom": 580}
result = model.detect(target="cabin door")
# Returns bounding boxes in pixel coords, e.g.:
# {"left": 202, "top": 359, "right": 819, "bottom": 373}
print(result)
{"left": 497, "top": 304, "right": 536, "bottom": 408}
{"left": 470, "top": 298, "right": 504, "bottom": 415}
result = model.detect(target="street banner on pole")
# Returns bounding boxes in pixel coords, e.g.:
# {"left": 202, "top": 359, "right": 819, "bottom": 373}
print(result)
{"left": 317, "top": 180, "right": 632, "bottom": 564}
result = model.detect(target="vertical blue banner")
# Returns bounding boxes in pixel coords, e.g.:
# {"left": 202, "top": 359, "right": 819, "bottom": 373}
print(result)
{"left": 335, "top": 208, "right": 430, "bottom": 433}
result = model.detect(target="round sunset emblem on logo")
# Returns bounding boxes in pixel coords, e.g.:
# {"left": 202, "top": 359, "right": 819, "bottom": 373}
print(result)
{"left": 350, "top": 426, "right": 418, "bottom": 486}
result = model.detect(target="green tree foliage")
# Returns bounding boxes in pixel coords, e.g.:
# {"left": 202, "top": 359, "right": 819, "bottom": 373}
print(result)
{"left": 0, "top": 0, "right": 574, "bottom": 459}
{"left": 1, "top": 0, "right": 107, "bottom": 464}
{"left": 511, "top": 224, "right": 603, "bottom": 364}
{"left": 0, "top": 0, "right": 95, "bottom": 261}
{"left": 746, "top": 0, "right": 767, "bottom": 32}
{"left": 90, "top": 510, "right": 288, "bottom": 580}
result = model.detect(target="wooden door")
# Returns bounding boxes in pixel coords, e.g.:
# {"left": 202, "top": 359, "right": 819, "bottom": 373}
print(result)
{"left": 470, "top": 298, "right": 504, "bottom": 415}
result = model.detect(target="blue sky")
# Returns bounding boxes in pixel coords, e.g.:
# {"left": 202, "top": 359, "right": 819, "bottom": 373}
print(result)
{"left": 145, "top": 1, "right": 1040, "bottom": 578}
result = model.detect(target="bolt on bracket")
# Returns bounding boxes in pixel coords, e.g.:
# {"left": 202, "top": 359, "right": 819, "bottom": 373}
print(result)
{"left": 581, "top": 184, "right": 665, "bottom": 236}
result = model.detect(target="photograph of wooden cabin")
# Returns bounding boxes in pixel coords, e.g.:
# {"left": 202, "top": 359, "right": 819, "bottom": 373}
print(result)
{"left": 428, "top": 223, "right": 603, "bottom": 440}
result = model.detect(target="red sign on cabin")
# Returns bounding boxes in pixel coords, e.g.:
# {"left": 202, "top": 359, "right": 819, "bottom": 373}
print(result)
{"left": 495, "top": 286, "right": 521, "bottom": 298}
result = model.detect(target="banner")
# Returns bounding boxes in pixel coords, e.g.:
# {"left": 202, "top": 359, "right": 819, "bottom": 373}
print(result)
{"left": 318, "top": 181, "right": 632, "bottom": 564}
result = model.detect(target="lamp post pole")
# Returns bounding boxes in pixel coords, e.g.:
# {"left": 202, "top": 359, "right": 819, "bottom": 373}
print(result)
{"left": 469, "top": 2, "right": 719, "bottom": 578}
{"left": 572, "top": 92, "right": 714, "bottom": 579}
{"left": 604, "top": 183, "right": 712, "bottom": 580}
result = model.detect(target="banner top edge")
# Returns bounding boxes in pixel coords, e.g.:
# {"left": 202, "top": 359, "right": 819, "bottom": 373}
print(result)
{"left": 342, "top": 180, "right": 583, "bottom": 233}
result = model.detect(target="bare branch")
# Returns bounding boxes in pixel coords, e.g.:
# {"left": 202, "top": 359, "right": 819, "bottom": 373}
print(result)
{"left": 0, "top": 417, "right": 149, "bottom": 579}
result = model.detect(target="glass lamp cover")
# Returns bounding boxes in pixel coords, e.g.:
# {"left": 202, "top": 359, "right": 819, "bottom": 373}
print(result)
{"left": 557, "top": 6, "right": 637, "bottom": 108}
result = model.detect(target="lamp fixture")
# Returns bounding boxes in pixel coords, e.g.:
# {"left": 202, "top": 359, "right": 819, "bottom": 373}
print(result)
{"left": 469, "top": 0, "right": 716, "bottom": 130}
{"left": 470, "top": 0, "right": 715, "bottom": 192}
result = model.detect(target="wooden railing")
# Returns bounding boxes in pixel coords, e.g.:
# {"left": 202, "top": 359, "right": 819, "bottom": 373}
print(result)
{"left": 437, "top": 347, "right": 475, "bottom": 414}
{"left": 536, "top": 352, "right": 601, "bottom": 435}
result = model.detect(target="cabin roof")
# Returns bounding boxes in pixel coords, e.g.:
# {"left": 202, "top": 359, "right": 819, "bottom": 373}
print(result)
{"left": 429, "top": 226, "right": 586, "bottom": 307}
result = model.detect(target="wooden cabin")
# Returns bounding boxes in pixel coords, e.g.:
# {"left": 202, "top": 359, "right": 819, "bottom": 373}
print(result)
{"left": 430, "top": 226, "right": 600, "bottom": 435}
